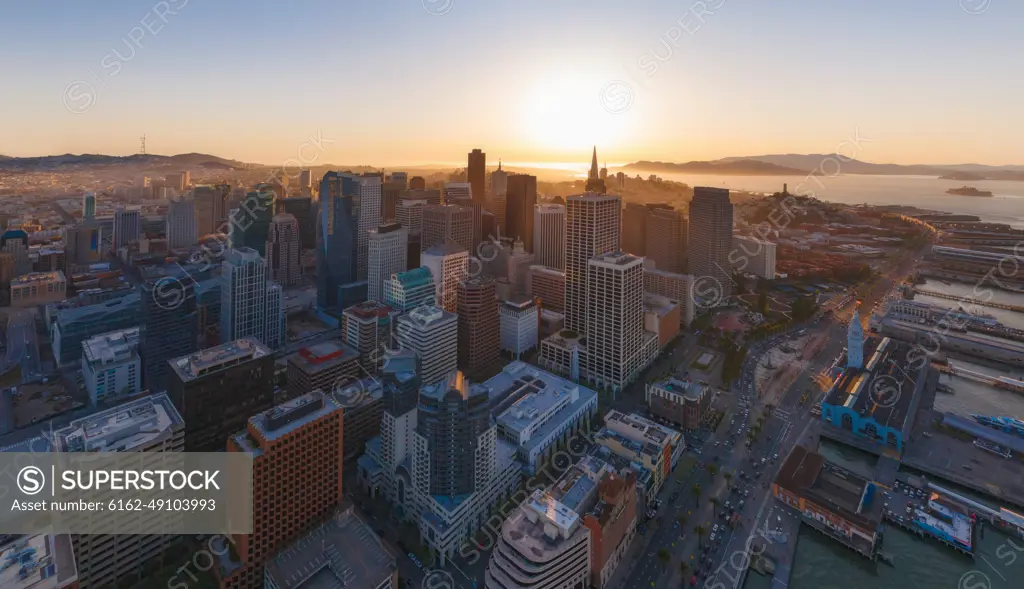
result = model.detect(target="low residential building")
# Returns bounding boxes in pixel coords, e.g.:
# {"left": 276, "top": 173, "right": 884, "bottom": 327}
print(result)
{"left": 81, "top": 326, "right": 142, "bottom": 405}
{"left": 646, "top": 377, "right": 711, "bottom": 431}
{"left": 11, "top": 270, "right": 66, "bottom": 307}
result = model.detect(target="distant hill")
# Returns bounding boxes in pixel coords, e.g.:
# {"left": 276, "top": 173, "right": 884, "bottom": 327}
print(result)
{"left": 625, "top": 159, "right": 807, "bottom": 175}
{"left": 0, "top": 152, "right": 251, "bottom": 171}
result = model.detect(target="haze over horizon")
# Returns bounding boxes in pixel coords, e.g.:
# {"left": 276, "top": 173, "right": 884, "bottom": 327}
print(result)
{"left": 4, "top": 0, "right": 1022, "bottom": 167}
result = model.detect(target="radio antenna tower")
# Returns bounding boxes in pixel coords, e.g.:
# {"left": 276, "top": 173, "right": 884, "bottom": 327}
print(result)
{"left": 139, "top": 134, "right": 147, "bottom": 155}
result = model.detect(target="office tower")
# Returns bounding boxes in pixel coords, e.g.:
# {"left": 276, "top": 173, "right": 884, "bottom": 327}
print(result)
{"left": 168, "top": 337, "right": 274, "bottom": 452}
{"left": 82, "top": 191, "right": 96, "bottom": 219}
{"left": 526, "top": 265, "right": 565, "bottom": 313}
{"left": 384, "top": 266, "right": 436, "bottom": 312}
{"left": 586, "top": 252, "right": 650, "bottom": 390}
{"left": 414, "top": 373, "right": 493, "bottom": 497}
{"left": 195, "top": 277, "right": 221, "bottom": 344}
{"left": 10, "top": 271, "right": 67, "bottom": 307}
{"left": 81, "top": 326, "right": 142, "bottom": 405}
{"left": 282, "top": 196, "right": 315, "bottom": 249}
{"left": 490, "top": 160, "right": 508, "bottom": 229}
{"left": 646, "top": 205, "right": 687, "bottom": 273}
{"left": 299, "top": 168, "right": 312, "bottom": 191}
{"left": 367, "top": 222, "right": 408, "bottom": 303}
{"left": 317, "top": 172, "right": 359, "bottom": 312}
{"left": 409, "top": 176, "right": 426, "bottom": 190}
{"left": 140, "top": 274, "right": 198, "bottom": 393}
{"left": 422, "top": 243, "right": 469, "bottom": 313}
{"left": 165, "top": 172, "right": 188, "bottom": 193}
{"left": 505, "top": 173, "right": 537, "bottom": 251}
{"left": 51, "top": 292, "right": 141, "bottom": 365}
{"left": 443, "top": 181, "right": 472, "bottom": 206}
{"left": 166, "top": 197, "right": 198, "bottom": 248}
{"left": 377, "top": 349, "right": 421, "bottom": 478}
{"left": 389, "top": 171, "right": 408, "bottom": 189}
{"left": 113, "top": 207, "right": 141, "bottom": 251}
{"left": 1, "top": 229, "right": 30, "bottom": 275}
{"left": 644, "top": 267, "right": 695, "bottom": 327}
{"left": 421, "top": 204, "right": 474, "bottom": 253}
{"left": 468, "top": 149, "right": 486, "bottom": 206}
{"left": 533, "top": 204, "right": 565, "bottom": 269}
{"left": 397, "top": 197, "right": 426, "bottom": 236}
{"left": 229, "top": 191, "right": 275, "bottom": 256}
{"left": 193, "top": 184, "right": 226, "bottom": 236}
{"left": 53, "top": 394, "right": 184, "bottom": 589}
{"left": 732, "top": 235, "right": 777, "bottom": 279}
{"left": 220, "top": 392, "right": 345, "bottom": 589}
{"left": 585, "top": 146, "right": 607, "bottom": 193}
{"left": 565, "top": 193, "right": 621, "bottom": 333}
{"left": 394, "top": 305, "right": 457, "bottom": 386}
{"left": 356, "top": 174, "right": 383, "bottom": 280}
{"left": 65, "top": 223, "right": 102, "bottom": 266}
{"left": 34, "top": 246, "right": 65, "bottom": 274}
{"left": 403, "top": 187, "right": 442, "bottom": 206}
{"left": 500, "top": 295, "right": 538, "bottom": 360}
{"left": 493, "top": 237, "right": 534, "bottom": 292}
{"left": 228, "top": 186, "right": 248, "bottom": 212}
{"left": 457, "top": 277, "right": 500, "bottom": 380}
{"left": 266, "top": 212, "right": 301, "bottom": 287}
{"left": 0, "top": 253, "right": 13, "bottom": 305}
{"left": 285, "top": 339, "right": 361, "bottom": 399}
{"left": 220, "top": 247, "right": 285, "bottom": 349}
{"left": 341, "top": 300, "right": 395, "bottom": 372}
{"left": 621, "top": 202, "right": 647, "bottom": 256}
{"left": 382, "top": 180, "right": 403, "bottom": 221}
{"left": 688, "top": 187, "right": 734, "bottom": 303}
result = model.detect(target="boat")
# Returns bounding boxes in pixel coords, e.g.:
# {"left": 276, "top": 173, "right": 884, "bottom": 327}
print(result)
{"left": 974, "top": 439, "right": 1012, "bottom": 458}
{"left": 970, "top": 414, "right": 1024, "bottom": 437}
{"left": 946, "top": 186, "right": 993, "bottom": 197}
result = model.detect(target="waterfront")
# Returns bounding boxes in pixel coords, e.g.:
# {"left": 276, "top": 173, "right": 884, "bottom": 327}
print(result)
{"left": 915, "top": 279, "right": 1024, "bottom": 331}
{"left": 933, "top": 358, "right": 1024, "bottom": 419}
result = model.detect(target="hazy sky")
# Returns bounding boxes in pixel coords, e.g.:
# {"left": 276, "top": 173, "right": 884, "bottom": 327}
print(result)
{"left": 3, "top": 0, "right": 1022, "bottom": 166}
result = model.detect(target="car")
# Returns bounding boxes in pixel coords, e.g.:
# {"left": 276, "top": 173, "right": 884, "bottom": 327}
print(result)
{"left": 709, "top": 533, "right": 716, "bottom": 542}
{"left": 713, "top": 524, "right": 720, "bottom": 533}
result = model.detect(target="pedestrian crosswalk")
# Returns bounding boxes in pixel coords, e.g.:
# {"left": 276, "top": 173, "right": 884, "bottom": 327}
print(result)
{"left": 773, "top": 408, "right": 792, "bottom": 421}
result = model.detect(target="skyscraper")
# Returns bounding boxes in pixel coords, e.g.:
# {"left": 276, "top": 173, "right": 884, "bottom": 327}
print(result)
{"left": 586, "top": 252, "right": 649, "bottom": 391}
{"left": 389, "top": 171, "right": 408, "bottom": 189}
{"left": 266, "top": 212, "right": 301, "bottom": 287}
{"left": 356, "top": 174, "right": 383, "bottom": 280}
{"left": 140, "top": 274, "right": 198, "bottom": 393}
{"left": 421, "top": 204, "right": 474, "bottom": 253}
{"left": 166, "top": 197, "right": 198, "bottom": 248}
{"left": 422, "top": 243, "right": 470, "bottom": 314}
{"left": 688, "top": 187, "right": 734, "bottom": 303}
{"left": 468, "top": 149, "right": 486, "bottom": 206}
{"left": 409, "top": 176, "right": 426, "bottom": 190}
{"left": 341, "top": 300, "right": 395, "bottom": 372}
{"left": 317, "top": 172, "right": 359, "bottom": 312}
{"left": 443, "top": 182, "right": 473, "bottom": 206}
{"left": 396, "top": 198, "right": 426, "bottom": 236}
{"left": 490, "top": 160, "right": 508, "bottom": 232}
{"left": 113, "top": 207, "right": 141, "bottom": 251}
{"left": 506, "top": 174, "right": 537, "bottom": 251}
{"left": 299, "top": 168, "right": 312, "bottom": 191}
{"left": 229, "top": 191, "right": 275, "bottom": 257}
{"left": 82, "top": 192, "right": 96, "bottom": 220}
{"left": 220, "top": 247, "right": 285, "bottom": 349}
{"left": 564, "top": 193, "right": 621, "bottom": 334}
{"left": 621, "top": 202, "right": 648, "bottom": 256}
{"left": 457, "top": 277, "right": 500, "bottom": 380}
{"left": 394, "top": 305, "right": 458, "bottom": 386}
{"left": 533, "top": 204, "right": 565, "bottom": 269}
{"left": 585, "top": 146, "right": 607, "bottom": 193}
{"left": 384, "top": 266, "right": 436, "bottom": 312}
{"left": 367, "top": 222, "right": 409, "bottom": 304}
{"left": 194, "top": 184, "right": 227, "bottom": 236}
{"left": 382, "top": 180, "right": 403, "bottom": 222}
{"left": 645, "top": 205, "right": 687, "bottom": 273}
{"left": 282, "top": 196, "right": 315, "bottom": 249}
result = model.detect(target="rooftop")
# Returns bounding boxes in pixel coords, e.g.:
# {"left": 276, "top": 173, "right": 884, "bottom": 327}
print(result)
{"left": 0, "top": 533, "right": 78, "bottom": 589}
{"left": 288, "top": 340, "right": 359, "bottom": 374}
{"left": 170, "top": 337, "right": 271, "bottom": 382}
{"left": 342, "top": 300, "right": 394, "bottom": 320}
{"left": 393, "top": 266, "right": 433, "bottom": 289}
{"left": 650, "top": 377, "right": 706, "bottom": 400}
{"left": 823, "top": 337, "right": 923, "bottom": 431}
{"left": 238, "top": 392, "right": 342, "bottom": 446}
{"left": 774, "top": 445, "right": 883, "bottom": 532}
{"left": 55, "top": 393, "right": 183, "bottom": 452}
{"left": 504, "top": 294, "right": 536, "bottom": 310}
{"left": 423, "top": 242, "right": 469, "bottom": 257}
{"left": 590, "top": 251, "right": 642, "bottom": 268}
{"left": 81, "top": 327, "right": 141, "bottom": 366}
{"left": 263, "top": 506, "right": 395, "bottom": 589}
{"left": 398, "top": 305, "right": 456, "bottom": 329}
{"left": 12, "top": 271, "right": 65, "bottom": 286}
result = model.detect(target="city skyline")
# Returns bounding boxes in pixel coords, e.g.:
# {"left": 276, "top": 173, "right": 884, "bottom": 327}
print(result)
{"left": 3, "top": 0, "right": 1023, "bottom": 166}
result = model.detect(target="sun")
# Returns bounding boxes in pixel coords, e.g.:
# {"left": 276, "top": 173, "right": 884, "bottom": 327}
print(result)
{"left": 519, "top": 75, "right": 631, "bottom": 156}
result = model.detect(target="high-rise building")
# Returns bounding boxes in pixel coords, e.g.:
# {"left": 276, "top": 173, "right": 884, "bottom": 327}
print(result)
{"left": 688, "top": 187, "right": 734, "bottom": 303}
{"left": 220, "top": 247, "right": 285, "bottom": 350}
{"left": 341, "top": 300, "right": 395, "bottom": 372}
{"left": 644, "top": 267, "right": 695, "bottom": 327}
{"left": 367, "top": 222, "right": 408, "bottom": 303}
{"left": 82, "top": 191, "right": 96, "bottom": 220}
{"left": 81, "top": 326, "right": 142, "bottom": 405}
{"left": 113, "top": 207, "right": 141, "bottom": 251}
{"left": 585, "top": 252, "right": 651, "bottom": 391}
{"left": 505, "top": 174, "right": 537, "bottom": 250}
{"left": 286, "top": 339, "right": 361, "bottom": 399}
{"left": 421, "top": 243, "right": 469, "bottom": 313}
{"left": 281, "top": 196, "right": 314, "bottom": 249}
{"left": 140, "top": 274, "right": 198, "bottom": 393}
{"left": 564, "top": 193, "right": 621, "bottom": 333}
{"left": 526, "top": 265, "right": 566, "bottom": 313}
{"left": 166, "top": 197, "right": 198, "bottom": 248}
{"left": 403, "top": 187, "right": 441, "bottom": 206}
{"left": 384, "top": 266, "right": 436, "bottom": 312}
{"left": 0, "top": 253, "right": 14, "bottom": 306}
{"left": 53, "top": 394, "right": 184, "bottom": 589}
{"left": 490, "top": 161, "right": 508, "bottom": 232}
{"left": 409, "top": 176, "right": 426, "bottom": 190}
{"left": 376, "top": 349, "right": 421, "bottom": 475}
{"left": 533, "top": 204, "right": 565, "bottom": 269}
{"left": 64, "top": 223, "right": 102, "bottom": 266}
{"left": 389, "top": 171, "right": 408, "bottom": 189}
{"left": 317, "top": 172, "right": 360, "bottom": 312}
{"left": 415, "top": 373, "right": 493, "bottom": 497}
{"left": 229, "top": 191, "right": 275, "bottom": 257}
{"left": 51, "top": 291, "right": 141, "bottom": 366}
{"left": 194, "top": 184, "right": 227, "bottom": 236}
{"left": 299, "top": 168, "right": 312, "bottom": 191}
{"left": 382, "top": 180, "right": 403, "bottom": 221}
{"left": 396, "top": 197, "right": 426, "bottom": 236}
{"left": 165, "top": 171, "right": 189, "bottom": 192}
{"left": 499, "top": 295, "right": 538, "bottom": 360}
{"left": 585, "top": 146, "right": 607, "bottom": 193}
{"left": 1, "top": 229, "right": 30, "bottom": 275}
{"left": 168, "top": 337, "right": 274, "bottom": 452}
{"left": 646, "top": 205, "right": 687, "bottom": 273}
{"left": 732, "top": 235, "right": 777, "bottom": 280}
{"left": 443, "top": 181, "right": 472, "bottom": 206}
{"left": 220, "top": 392, "right": 345, "bottom": 589}
{"left": 422, "top": 204, "right": 473, "bottom": 253}
{"left": 266, "top": 212, "right": 301, "bottom": 287}
{"left": 394, "top": 305, "right": 457, "bottom": 386}
{"left": 457, "top": 277, "right": 500, "bottom": 380}
{"left": 468, "top": 149, "right": 486, "bottom": 205}
{"left": 355, "top": 174, "right": 383, "bottom": 280}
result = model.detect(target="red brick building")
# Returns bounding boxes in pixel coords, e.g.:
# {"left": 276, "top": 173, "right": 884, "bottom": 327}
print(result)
{"left": 583, "top": 470, "right": 639, "bottom": 589}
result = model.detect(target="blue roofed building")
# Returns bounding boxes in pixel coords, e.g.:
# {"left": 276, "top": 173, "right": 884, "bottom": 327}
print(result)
{"left": 51, "top": 292, "right": 141, "bottom": 366}
{"left": 384, "top": 266, "right": 436, "bottom": 312}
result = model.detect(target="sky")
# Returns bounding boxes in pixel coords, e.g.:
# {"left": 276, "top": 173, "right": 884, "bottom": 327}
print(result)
{"left": 2, "top": 0, "right": 1022, "bottom": 167}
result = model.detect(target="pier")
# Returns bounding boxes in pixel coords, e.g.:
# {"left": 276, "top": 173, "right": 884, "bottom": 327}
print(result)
{"left": 913, "top": 288, "right": 1024, "bottom": 313}
{"left": 936, "top": 362, "right": 1024, "bottom": 393}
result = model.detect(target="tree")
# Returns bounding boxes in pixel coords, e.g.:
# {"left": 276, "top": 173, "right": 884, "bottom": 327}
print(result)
{"left": 709, "top": 496, "right": 720, "bottom": 510}
{"left": 708, "top": 464, "right": 719, "bottom": 477}
{"left": 724, "top": 472, "right": 733, "bottom": 486}
{"left": 677, "top": 514, "right": 689, "bottom": 529}
{"left": 658, "top": 548, "right": 670, "bottom": 568}
{"left": 680, "top": 561, "right": 691, "bottom": 579}
{"left": 694, "top": 524, "right": 706, "bottom": 548}
{"left": 691, "top": 483, "right": 702, "bottom": 505}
